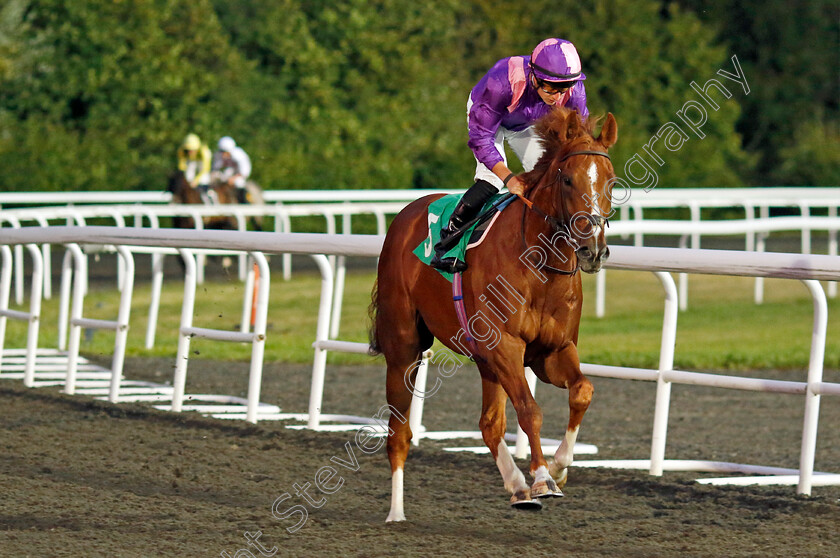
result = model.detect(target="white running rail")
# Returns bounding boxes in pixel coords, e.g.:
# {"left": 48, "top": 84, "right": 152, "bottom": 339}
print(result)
{"left": 1, "top": 226, "right": 838, "bottom": 495}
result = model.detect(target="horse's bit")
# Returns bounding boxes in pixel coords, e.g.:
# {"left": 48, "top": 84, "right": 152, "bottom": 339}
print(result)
{"left": 520, "top": 149, "right": 612, "bottom": 275}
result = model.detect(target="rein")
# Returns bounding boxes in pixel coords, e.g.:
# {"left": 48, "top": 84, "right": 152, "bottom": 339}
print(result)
{"left": 519, "top": 149, "right": 612, "bottom": 275}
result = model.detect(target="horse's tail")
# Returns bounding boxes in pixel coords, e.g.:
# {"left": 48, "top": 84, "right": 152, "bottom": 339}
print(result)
{"left": 367, "top": 279, "right": 382, "bottom": 356}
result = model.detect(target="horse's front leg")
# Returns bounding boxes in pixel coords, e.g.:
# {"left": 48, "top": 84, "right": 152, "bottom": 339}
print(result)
{"left": 479, "top": 350, "right": 557, "bottom": 505}
{"left": 478, "top": 376, "right": 536, "bottom": 508}
{"left": 535, "top": 344, "right": 594, "bottom": 489}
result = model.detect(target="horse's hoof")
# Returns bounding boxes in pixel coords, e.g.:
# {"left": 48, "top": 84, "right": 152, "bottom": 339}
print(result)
{"left": 531, "top": 478, "right": 564, "bottom": 499}
{"left": 548, "top": 460, "right": 569, "bottom": 489}
{"left": 510, "top": 498, "right": 544, "bottom": 510}
{"left": 510, "top": 489, "right": 543, "bottom": 510}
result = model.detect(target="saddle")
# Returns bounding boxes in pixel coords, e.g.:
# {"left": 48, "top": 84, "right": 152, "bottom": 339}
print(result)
{"left": 413, "top": 193, "right": 517, "bottom": 281}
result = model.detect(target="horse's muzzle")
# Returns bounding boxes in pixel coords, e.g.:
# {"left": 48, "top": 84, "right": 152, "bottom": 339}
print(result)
{"left": 576, "top": 244, "right": 610, "bottom": 274}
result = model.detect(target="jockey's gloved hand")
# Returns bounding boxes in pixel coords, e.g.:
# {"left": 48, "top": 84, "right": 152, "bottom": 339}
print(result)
{"left": 506, "top": 176, "right": 525, "bottom": 197}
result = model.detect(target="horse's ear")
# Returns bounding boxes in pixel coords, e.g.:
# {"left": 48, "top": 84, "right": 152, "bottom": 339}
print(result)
{"left": 598, "top": 113, "right": 618, "bottom": 149}
{"left": 566, "top": 110, "right": 581, "bottom": 140}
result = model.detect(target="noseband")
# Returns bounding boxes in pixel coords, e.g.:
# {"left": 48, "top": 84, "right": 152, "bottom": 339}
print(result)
{"left": 521, "top": 149, "right": 612, "bottom": 275}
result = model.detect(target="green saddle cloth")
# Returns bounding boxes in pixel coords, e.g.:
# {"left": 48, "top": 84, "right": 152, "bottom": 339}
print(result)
{"left": 413, "top": 193, "right": 507, "bottom": 282}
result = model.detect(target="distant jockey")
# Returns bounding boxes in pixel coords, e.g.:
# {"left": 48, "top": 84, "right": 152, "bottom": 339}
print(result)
{"left": 177, "top": 133, "right": 212, "bottom": 188}
{"left": 212, "top": 136, "right": 252, "bottom": 203}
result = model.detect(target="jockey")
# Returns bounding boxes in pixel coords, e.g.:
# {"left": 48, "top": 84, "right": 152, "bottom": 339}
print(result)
{"left": 431, "top": 37, "right": 590, "bottom": 272}
{"left": 212, "top": 136, "right": 252, "bottom": 203}
{"left": 176, "top": 133, "right": 212, "bottom": 188}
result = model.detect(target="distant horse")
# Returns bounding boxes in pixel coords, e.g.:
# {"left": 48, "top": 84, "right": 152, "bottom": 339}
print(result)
{"left": 369, "top": 106, "right": 618, "bottom": 521}
{"left": 166, "top": 171, "right": 264, "bottom": 231}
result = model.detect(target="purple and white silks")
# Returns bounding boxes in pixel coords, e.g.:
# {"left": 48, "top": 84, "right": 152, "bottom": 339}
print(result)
{"left": 467, "top": 55, "right": 589, "bottom": 188}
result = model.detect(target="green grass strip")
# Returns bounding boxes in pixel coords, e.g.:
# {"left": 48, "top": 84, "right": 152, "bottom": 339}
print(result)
{"left": 3, "top": 268, "right": 837, "bottom": 371}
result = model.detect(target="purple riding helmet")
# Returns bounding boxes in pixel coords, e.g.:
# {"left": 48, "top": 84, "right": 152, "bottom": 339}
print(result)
{"left": 530, "top": 38, "right": 586, "bottom": 84}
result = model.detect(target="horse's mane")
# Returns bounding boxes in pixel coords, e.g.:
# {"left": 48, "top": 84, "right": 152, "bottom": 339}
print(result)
{"left": 524, "top": 107, "right": 602, "bottom": 184}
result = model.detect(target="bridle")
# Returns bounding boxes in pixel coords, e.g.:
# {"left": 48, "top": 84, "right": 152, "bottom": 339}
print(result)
{"left": 520, "top": 149, "right": 612, "bottom": 275}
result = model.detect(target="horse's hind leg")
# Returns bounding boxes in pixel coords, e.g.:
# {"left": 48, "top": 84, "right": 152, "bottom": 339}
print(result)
{"left": 380, "top": 314, "right": 429, "bottom": 522}
{"left": 384, "top": 356, "right": 420, "bottom": 522}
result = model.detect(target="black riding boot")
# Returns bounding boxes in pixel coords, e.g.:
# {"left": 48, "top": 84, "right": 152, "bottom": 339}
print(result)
{"left": 430, "top": 180, "right": 498, "bottom": 272}
{"left": 235, "top": 187, "right": 248, "bottom": 204}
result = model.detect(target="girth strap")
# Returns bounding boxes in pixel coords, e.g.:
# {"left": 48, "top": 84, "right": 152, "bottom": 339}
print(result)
{"left": 452, "top": 272, "right": 481, "bottom": 361}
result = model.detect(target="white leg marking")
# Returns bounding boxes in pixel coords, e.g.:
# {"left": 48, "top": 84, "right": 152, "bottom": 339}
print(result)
{"left": 532, "top": 464, "right": 552, "bottom": 484}
{"left": 386, "top": 467, "right": 406, "bottom": 522}
{"left": 553, "top": 425, "right": 580, "bottom": 469}
{"left": 496, "top": 440, "right": 528, "bottom": 494}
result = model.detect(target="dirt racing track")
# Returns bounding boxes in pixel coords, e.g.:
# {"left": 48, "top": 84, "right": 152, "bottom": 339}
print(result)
{"left": 1, "top": 354, "right": 838, "bottom": 557}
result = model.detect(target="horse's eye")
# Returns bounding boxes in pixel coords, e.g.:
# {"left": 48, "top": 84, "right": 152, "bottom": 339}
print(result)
{"left": 561, "top": 175, "right": 572, "bottom": 186}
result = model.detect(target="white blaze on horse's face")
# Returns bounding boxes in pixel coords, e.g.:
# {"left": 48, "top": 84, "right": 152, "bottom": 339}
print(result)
{"left": 587, "top": 161, "right": 603, "bottom": 234}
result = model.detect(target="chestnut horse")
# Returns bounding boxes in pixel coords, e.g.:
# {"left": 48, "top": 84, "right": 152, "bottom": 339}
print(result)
{"left": 166, "top": 171, "right": 264, "bottom": 230}
{"left": 369, "top": 107, "right": 618, "bottom": 521}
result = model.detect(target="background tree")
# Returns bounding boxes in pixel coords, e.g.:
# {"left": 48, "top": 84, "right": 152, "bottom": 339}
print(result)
{"left": 674, "top": 0, "right": 840, "bottom": 185}
{"left": 462, "top": 0, "right": 752, "bottom": 187}
{"left": 0, "top": 0, "right": 830, "bottom": 192}
{"left": 210, "top": 0, "right": 478, "bottom": 189}
{"left": 0, "top": 0, "right": 29, "bottom": 80}
{"left": 0, "top": 0, "right": 246, "bottom": 191}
